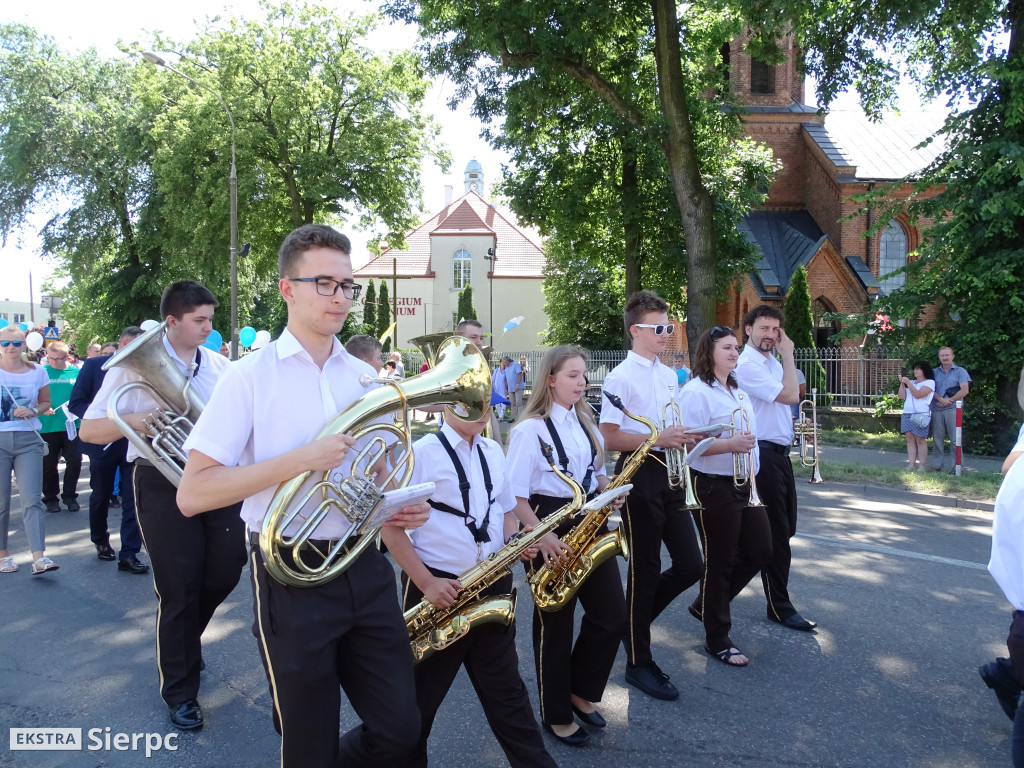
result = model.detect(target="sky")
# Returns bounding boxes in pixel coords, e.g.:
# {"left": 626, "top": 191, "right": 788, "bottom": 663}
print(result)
{"left": 0, "top": 0, "right": 511, "bottom": 301}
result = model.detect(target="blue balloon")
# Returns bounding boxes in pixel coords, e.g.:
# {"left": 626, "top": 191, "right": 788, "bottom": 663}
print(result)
{"left": 0, "top": 319, "right": 8, "bottom": 329}
{"left": 239, "top": 326, "right": 257, "bottom": 347}
{"left": 18, "top": 322, "right": 29, "bottom": 331}
{"left": 203, "top": 329, "right": 223, "bottom": 352}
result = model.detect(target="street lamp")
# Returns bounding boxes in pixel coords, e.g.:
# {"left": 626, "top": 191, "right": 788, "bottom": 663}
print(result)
{"left": 143, "top": 51, "right": 239, "bottom": 360}
{"left": 484, "top": 246, "right": 496, "bottom": 344}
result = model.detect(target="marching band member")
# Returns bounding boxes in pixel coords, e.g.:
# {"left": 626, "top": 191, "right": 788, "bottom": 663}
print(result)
{"left": 599, "top": 290, "right": 702, "bottom": 701}
{"left": 80, "top": 281, "right": 245, "bottom": 730}
{"left": 504, "top": 345, "right": 626, "bottom": 746}
{"left": 680, "top": 326, "right": 772, "bottom": 667}
{"left": 177, "top": 225, "right": 429, "bottom": 767}
{"left": 381, "top": 410, "right": 557, "bottom": 768}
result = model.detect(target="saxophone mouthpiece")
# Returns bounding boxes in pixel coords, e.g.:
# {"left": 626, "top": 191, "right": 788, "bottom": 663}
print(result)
{"left": 603, "top": 391, "right": 624, "bottom": 411}
{"left": 538, "top": 438, "right": 555, "bottom": 465}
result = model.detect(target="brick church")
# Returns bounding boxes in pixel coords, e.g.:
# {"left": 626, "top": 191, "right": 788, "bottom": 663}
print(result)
{"left": 706, "top": 32, "right": 944, "bottom": 349}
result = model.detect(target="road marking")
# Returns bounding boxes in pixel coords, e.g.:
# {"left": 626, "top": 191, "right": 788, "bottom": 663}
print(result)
{"left": 797, "top": 532, "right": 988, "bottom": 570}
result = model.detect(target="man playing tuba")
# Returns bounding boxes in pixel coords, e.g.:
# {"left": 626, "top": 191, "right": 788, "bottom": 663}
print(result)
{"left": 176, "top": 225, "right": 430, "bottom": 768}
{"left": 80, "top": 281, "right": 246, "bottom": 732}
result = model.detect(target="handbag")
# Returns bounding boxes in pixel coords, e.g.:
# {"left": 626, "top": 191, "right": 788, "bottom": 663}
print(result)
{"left": 909, "top": 411, "right": 931, "bottom": 430}
{"left": 0, "top": 379, "right": 49, "bottom": 456}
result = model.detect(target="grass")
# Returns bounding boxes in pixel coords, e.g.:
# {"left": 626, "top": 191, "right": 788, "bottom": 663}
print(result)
{"left": 793, "top": 459, "right": 1002, "bottom": 503}
{"left": 818, "top": 427, "right": 906, "bottom": 452}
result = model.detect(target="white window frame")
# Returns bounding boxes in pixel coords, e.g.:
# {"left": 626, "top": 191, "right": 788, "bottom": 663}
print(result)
{"left": 453, "top": 249, "right": 471, "bottom": 290}
{"left": 878, "top": 220, "right": 908, "bottom": 295}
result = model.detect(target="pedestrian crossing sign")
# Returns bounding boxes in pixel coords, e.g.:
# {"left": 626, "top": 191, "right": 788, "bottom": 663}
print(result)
{"left": 43, "top": 326, "right": 59, "bottom": 340}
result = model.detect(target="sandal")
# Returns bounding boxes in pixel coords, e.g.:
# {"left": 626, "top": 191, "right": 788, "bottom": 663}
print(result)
{"left": 705, "top": 643, "right": 748, "bottom": 667}
{"left": 31, "top": 556, "right": 59, "bottom": 575}
{"left": 0, "top": 555, "right": 17, "bottom": 573}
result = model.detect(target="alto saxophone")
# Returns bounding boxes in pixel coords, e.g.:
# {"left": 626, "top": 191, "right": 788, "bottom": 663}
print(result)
{"left": 528, "top": 391, "right": 658, "bottom": 612}
{"left": 405, "top": 439, "right": 585, "bottom": 663}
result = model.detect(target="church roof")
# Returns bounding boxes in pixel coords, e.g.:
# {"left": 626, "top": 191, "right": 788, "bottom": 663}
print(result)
{"left": 354, "top": 190, "right": 544, "bottom": 279}
{"left": 740, "top": 210, "right": 827, "bottom": 298}
{"left": 804, "top": 109, "right": 947, "bottom": 181}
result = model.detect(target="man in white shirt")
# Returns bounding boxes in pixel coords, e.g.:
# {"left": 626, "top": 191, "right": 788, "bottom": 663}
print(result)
{"left": 599, "top": 290, "right": 702, "bottom": 701}
{"left": 734, "top": 305, "right": 816, "bottom": 632}
{"left": 80, "top": 281, "right": 246, "bottom": 732}
{"left": 176, "top": 225, "right": 429, "bottom": 768}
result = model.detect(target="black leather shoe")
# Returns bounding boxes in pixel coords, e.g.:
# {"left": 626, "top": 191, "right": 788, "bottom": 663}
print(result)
{"left": 118, "top": 556, "right": 150, "bottom": 574}
{"left": 687, "top": 603, "right": 703, "bottom": 622}
{"left": 770, "top": 612, "right": 817, "bottom": 631}
{"left": 44, "top": 501, "right": 61, "bottom": 514}
{"left": 64, "top": 500, "right": 80, "bottom": 512}
{"left": 95, "top": 544, "right": 116, "bottom": 561}
{"left": 169, "top": 700, "right": 204, "bottom": 730}
{"left": 980, "top": 658, "right": 1021, "bottom": 721}
{"left": 543, "top": 722, "right": 589, "bottom": 747}
{"left": 625, "top": 662, "right": 679, "bottom": 701}
{"left": 571, "top": 704, "right": 606, "bottom": 728}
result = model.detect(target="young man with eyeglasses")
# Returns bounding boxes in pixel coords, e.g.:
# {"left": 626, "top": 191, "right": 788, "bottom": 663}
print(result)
{"left": 80, "top": 282, "right": 246, "bottom": 731}
{"left": 599, "top": 289, "right": 703, "bottom": 701}
{"left": 39, "top": 341, "right": 82, "bottom": 514}
{"left": 177, "top": 224, "right": 428, "bottom": 767}
{"left": 734, "top": 305, "right": 817, "bottom": 632}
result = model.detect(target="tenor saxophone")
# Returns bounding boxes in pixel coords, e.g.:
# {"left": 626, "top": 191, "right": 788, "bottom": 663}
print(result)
{"left": 528, "top": 391, "right": 658, "bottom": 612}
{"left": 405, "top": 439, "right": 585, "bottom": 663}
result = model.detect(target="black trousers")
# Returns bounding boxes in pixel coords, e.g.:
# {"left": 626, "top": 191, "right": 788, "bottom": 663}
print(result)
{"left": 402, "top": 570, "right": 556, "bottom": 768}
{"left": 690, "top": 473, "right": 773, "bottom": 652}
{"left": 250, "top": 536, "right": 420, "bottom": 768}
{"left": 618, "top": 454, "right": 703, "bottom": 667}
{"left": 528, "top": 494, "right": 626, "bottom": 726}
{"left": 1007, "top": 611, "right": 1024, "bottom": 766}
{"left": 133, "top": 464, "right": 246, "bottom": 707}
{"left": 41, "top": 431, "right": 82, "bottom": 504}
{"left": 86, "top": 440, "right": 142, "bottom": 559}
{"left": 755, "top": 444, "right": 799, "bottom": 621}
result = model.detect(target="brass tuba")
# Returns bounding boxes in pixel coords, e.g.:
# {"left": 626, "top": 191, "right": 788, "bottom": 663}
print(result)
{"left": 102, "top": 321, "right": 204, "bottom": 488}
{"left": 259, "top": 336, "right": 491, "bottom": 588}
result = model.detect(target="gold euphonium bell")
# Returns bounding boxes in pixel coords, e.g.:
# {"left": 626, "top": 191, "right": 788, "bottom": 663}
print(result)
{"left": 259, "top": 336, "right": 492, "bottom": 587}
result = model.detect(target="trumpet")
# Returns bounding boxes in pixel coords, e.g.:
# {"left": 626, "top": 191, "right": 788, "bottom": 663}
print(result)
{"left": 794, "top": 389, "right": 823, "bottom": 483}
{"left": 661, "top": 385, "right": 701, "bottom": 510}
{"left": 729, "top": 393, "right": 764, "bottom": 507}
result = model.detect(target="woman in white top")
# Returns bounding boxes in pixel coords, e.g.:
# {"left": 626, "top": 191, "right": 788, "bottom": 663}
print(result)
{"left": 680, "top": 326, "right": 772, "bottom": 667}
{"left": 899, "top": 361, "right": 936, "bottom": 471}
{"left": 504, "top": 345, "right": 626, "bottom": 747}
{"left": 0, "top": 327, "right": 55, "bottom": 575}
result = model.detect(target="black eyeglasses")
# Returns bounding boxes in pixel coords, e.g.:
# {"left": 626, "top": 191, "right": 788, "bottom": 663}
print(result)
{"left": 633, "top": 323, "right": 675, "bottom": 336}
{"left": 710, "top": 325, "right": 733, "bottom": 339}
{"left": 287, "top": 277, "right": 362, "bottom": 299}
{"left": 0, "top": 340, "right": 24, "bottom": 348}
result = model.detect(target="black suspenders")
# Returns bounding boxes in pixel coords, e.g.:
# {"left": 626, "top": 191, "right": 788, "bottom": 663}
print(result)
{"left": 428, "top": 432, "right": 495, "bottom": 545}
{"left": 543, "top": 414, "right": 597, "bottom": 492}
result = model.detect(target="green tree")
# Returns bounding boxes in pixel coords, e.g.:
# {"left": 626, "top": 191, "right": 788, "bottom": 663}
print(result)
{"left": 377, "top": 279, "right": 392, "bottom": 352}
{"left": 457, "top": 285, "right": 477, "bottom": 323}
{"left": 363, "top": 280, "right": 377, "bottom": 337}
{"left": 783, "top": 266, "right": 827, "bottom": 401}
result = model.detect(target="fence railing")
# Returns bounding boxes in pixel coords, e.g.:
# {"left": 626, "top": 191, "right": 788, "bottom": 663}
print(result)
{"left": 399, "top": 344, "right": 905, "bottom": 408}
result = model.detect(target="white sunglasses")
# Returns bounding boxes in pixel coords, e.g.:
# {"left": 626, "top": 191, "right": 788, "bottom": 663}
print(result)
{"left": 633, "top": 323, "right": 675, "bottom": 336}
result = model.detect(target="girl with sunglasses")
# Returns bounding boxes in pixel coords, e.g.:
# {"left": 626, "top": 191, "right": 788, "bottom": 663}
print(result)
{"left": 679, "top": 325, "right": 772, "bottom": 666}
{"left": 0, "top": 327, "right": 56, "bottom": 575}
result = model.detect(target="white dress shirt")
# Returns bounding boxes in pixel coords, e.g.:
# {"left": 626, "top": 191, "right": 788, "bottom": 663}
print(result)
{"left": 679, "top": 376, "right": 760, "bottom": 477}
{"left": 599, "top": 351, "right": 679, "bottom": 442}
{"left": 182, "top": 328, "right": 383, "bottom": 538}
{"left": 734, "top": 344, "right": 792, "bottom": 445}
{"left": 406, "top": 421, "right": 516, "bottom": 576}
{"left": 505, "top": 405, "right": 606, "bottom": 499}
{"left": 86, "top": 333, "right": 228, "bottom": 462}
{"left": 990, "top": 455, "right": 1024, "bottom": 611}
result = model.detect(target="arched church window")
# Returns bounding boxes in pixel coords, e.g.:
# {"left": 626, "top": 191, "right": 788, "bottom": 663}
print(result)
{"left": 878, "top": 220, "right": 908, "bottom": 294}
{"left": 453, "top": 249, "right": 471, "bottom": 290}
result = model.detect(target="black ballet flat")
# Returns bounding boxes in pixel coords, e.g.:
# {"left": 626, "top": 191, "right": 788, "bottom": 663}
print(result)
{"left": 571, "top": 704, "right": 607, "bottom": 728}
{"left": 543, "top": 722, "right": 590, "bottom": 747}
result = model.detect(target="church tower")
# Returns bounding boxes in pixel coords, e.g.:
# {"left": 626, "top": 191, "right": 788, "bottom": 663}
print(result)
{"left": 464, "top": 158, "right": 484, "bottom": 196}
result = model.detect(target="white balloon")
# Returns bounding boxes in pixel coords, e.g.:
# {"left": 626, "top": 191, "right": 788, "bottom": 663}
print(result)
{"left": 25, "top": 332, "right": 44, "bottom": 352}
{"left": 251, "top": 338, "right": 268, "bottom": 350}
{"left": 140, "top": 319, "right": 159, "bottom": 331}
{"left": 254, "top": 329, "right": 271, "bottom": 346}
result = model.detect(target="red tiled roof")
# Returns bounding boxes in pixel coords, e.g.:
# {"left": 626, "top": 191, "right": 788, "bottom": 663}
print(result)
{"left": 355, "top": 190, "right": 544, "bottom": 278}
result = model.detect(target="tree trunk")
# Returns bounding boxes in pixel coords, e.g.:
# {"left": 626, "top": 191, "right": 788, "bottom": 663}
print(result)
{"left": 621, "top": 140, "right": 642, "bottom": 299}
{"left": 650, "top": 0, "right": 719, "bottom": 351}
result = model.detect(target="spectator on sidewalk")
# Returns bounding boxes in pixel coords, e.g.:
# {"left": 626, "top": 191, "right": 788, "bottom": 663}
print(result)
{"left": 930, "top": 346, "right": 971, "bottom": 472}
{"left": 40, "top": 341, "right": 82, "bottom": 514}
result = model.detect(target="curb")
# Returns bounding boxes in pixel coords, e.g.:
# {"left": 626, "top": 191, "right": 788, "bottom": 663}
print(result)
{"left": 800, "top": 479, "right": 995, "bottom": 513}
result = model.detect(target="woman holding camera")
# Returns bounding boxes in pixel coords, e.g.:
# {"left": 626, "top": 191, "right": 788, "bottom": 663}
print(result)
{"left": 899, "top": 361, "right": 935, "bottom": 471}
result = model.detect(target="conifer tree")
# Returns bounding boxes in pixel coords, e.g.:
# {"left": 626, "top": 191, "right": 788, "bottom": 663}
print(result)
{"left": 377, "top": 280, "right": 392, "bottom": 353}
{"left": 363, "top": 281, "right": 377, "bottom": 336}
{"left": 783, "top": 266, "right": 828, "bottom": 404}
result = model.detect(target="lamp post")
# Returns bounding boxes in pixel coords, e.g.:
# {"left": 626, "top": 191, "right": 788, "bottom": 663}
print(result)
{"left": 143, "top": 51, "right": 239, "bottom": 360}
{"left": 484, "top": 246, "right": 496, "bottom": 343}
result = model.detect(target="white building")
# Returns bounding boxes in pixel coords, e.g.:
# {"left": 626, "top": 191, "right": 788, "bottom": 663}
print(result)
{"left": 354, "top": 160, "right": 548, "bottom": 353}
{"left": 0, "top": 299, "right": 64, "bottom": 330}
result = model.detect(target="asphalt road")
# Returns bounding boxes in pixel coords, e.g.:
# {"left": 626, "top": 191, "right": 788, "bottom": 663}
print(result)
{"left": 0, "top": 466, "right": 1014, "bottom": 767}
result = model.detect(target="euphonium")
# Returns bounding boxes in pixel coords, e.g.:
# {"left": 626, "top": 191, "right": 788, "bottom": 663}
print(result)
{"left": 102, "top": 321, "right": 205, "bottom": 488}
{"left": 730, "top": 393, "right": 764, "bottom": 507}
{"left": 528, "top": 390, "right": 653, "bottom": 612}
{"left": 405, "top": 440, "right": 585, "bottom": 663}
{"left": 259, "top": 336, "right": 491, "bottom": 588}
{"left": 794, "top": 388, "right": 823, "bottom": 483}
